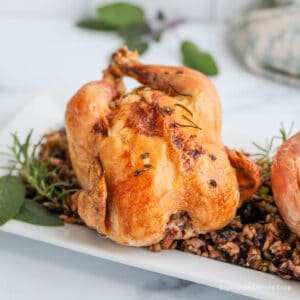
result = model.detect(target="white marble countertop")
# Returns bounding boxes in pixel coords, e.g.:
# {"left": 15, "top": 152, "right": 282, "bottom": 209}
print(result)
{"left": 0, "top": 17, "right": 299, "bottom": 300}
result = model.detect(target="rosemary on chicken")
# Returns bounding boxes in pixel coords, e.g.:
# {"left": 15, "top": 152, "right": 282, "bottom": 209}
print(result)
{"left": 175, "top": 103, "right": 193, "bottom": 117}
{"left": 168, "top": 83, "right": 193, "bottom": 97}
{"left": 181, "top": 115, "right": 202, "bottom": 130}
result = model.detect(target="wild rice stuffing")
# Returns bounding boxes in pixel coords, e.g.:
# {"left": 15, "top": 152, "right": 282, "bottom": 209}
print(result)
{"left": 38, "top": 130, "right": 300, "bottom": 280}
{"left": 150, "top": 158, "right": 300, "bottom": 281}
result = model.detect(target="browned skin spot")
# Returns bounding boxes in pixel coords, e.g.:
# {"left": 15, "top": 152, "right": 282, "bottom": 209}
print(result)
{"left": 93, "top": 119, "right": 108, "bottom": 137}
{"left": 173, "top": 133, "right": 205, "bottom": 171}
{"left": 183, "top": 147, "right": 203, "bottom": 160}
{"left": 106, "top": 112, "right": 115, "bottom": 127}
{"left": 171, "top": 134, "right": 184, "bottom": 149}
{"left": 126, "top": 101, "right": 164, "bottom": 137}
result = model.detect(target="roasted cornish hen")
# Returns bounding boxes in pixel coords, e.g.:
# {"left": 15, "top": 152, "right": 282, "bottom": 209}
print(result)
{"left": 65, "top": 47, "right": 262, "bottom": 246}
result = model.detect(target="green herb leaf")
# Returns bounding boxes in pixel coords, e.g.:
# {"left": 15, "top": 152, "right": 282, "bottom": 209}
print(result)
{"left": 76, "top": 18, "right": 116, "bottom": 31}
{"left": 97, "top": 2, "right": 145, "bottom": 29}
{"left": 15, "top": 199, "right": 64, "bottom": 226}
{"left": 152, "top": 29, "right": 163, "bottom": 42}
{"left": 117, "top": 23, "right": 151, "bottom": 38}
{"left": 124, "top": 37, "right": 149, "bottom": 55}
{"left": 0, "top": 175, "right": 25, "bottom": 225}
{"left": 181, "top": 40, "right": 218, "bottom": 76}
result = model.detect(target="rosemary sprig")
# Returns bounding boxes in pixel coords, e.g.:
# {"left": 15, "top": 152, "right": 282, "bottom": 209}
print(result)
{"left": 252, "top": 138, "right": 275, "bottom": 164}
{"left": 168, "top": 84, "right": 192, "bottom": 97}
{"left": 175, "top": 103, "right": 193, "bottom": 117}
{"left": 171, "top": 121, "right": 202, "bottom": 130}
{"left": 252, "top": 122, "right": 294, "bottom": 163}
{"left": 252, "top": 122, "right": 294, "bottom": 182}
{"left": 277, "top": 121, "right": 294, "bottom": 142}
{"left": 181, "top": 115, "right": 202, "bottom": 130}
{"left": 2, "top": 130, "right": 79, "bottom": 206}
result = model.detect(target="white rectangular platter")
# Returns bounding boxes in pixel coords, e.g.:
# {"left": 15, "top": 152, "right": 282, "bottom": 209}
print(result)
{"left": 0, "top": 94, "right": 299, "bottom": 300}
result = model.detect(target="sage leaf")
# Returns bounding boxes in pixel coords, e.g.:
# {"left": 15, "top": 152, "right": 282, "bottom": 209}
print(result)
{"left": 181, "top": 40, "right": 218, "bottom": 76}
{"left": 117, "top": 23, "right": 151, "bottom": 38}
{"left": 77, "top": 18, "right": 116, "bottom": 31}
{"left": 124, "top": 37, "right": 148, "bottom": 55}
{"left": 15, "top": 199, "right": 64, "bottom": 226}
{"left": 0, "top": 175, "right": 25, "bottom": 226}
{"left": 97, "top": 2, "right": 145, "bottom": 29}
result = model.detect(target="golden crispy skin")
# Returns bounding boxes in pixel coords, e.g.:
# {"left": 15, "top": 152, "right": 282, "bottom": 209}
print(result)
{"left": 65, "top": 70, "right": 124, "bottom": 189}
{"left": 65, "top": 47, "right": 261, "bottom": 246}
{"left": 271, "top": 132, "right": 300, "bottom": 237}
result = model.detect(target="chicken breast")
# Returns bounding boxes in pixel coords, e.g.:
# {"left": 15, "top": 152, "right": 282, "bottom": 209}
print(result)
{"left": 65, "top": 47, "right": 261, "bottom": 246}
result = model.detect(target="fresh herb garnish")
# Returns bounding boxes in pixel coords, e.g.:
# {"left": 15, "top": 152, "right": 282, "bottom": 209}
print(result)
{"left": 181, "top": 115, "right": 202, "bottom": 130}
{"left": 253, "top": 122, "right": 294, "bottom": 163}
{"left": 77, "top": 2, "right": 218, "bottom": 74}
{"left": 123, "top": 37, "right": 149, "bottom": 56}
{"left": 253, "top": 122, "right": 294, "bottom": 182}
{"left": 97, "top": 2, "right": 145, "bottom": 29}
{"left": 181, "top": 40, "right": 218, "bottom": 76}
{"left": 0, "top": 175, "right": 25, "bottom": 225}
{"left": 76, "top": 19, "right": 116, "bottom": 31}
{"left": 15, "top": 199, "right": 63, "bottom": 226}
{"left": 175, "top": 103, "right": 193, "bottom": 117}
{"left": 171, "top": 121, "right": 202, "bottom": 130}
{"left": 76, "top": 2, "right": 185, "bottom": 56}
{"left": 168, "top": 84, "right": 193, "bottom": 97}
{"left": 0, "top": 130, "right": 79, "bottom": 226}
{"left": 6, "top": 131, "right": 78, "bottom": 203}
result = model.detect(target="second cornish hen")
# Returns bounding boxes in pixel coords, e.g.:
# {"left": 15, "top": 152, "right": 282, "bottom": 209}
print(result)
{"left": 65, "top": 47, "right": 261, "bottom": 246}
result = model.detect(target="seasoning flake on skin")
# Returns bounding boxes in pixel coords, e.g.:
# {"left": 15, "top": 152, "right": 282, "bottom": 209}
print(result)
{"left": 140, "top": 152, "right": 150, "bottom": 159}
{"left": 210, "top": 179, "right": 217, "bottom": 187}
{"left": 134, "top": 169, "right": 144, "bottom": 177}
{"left": 209, "top": 154, "right": 217, "bottom": 161}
